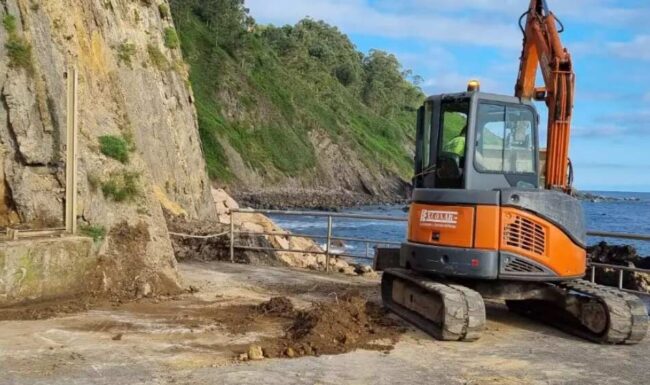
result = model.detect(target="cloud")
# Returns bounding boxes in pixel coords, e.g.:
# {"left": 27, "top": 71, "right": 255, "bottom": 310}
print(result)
{"left": 572, "top": 110, "right": 650, "bottom": 138}
{"left": 393, "top": 46, "right": 511, "bottom": 95}
{"left": 247, "top": 0, "right": 522, "bottom": 49}
{"left": 608, "top": 35, "right": 650, "bottom": 61}
{"left": 364, "top": 0, "right": 650, "bottom": 29}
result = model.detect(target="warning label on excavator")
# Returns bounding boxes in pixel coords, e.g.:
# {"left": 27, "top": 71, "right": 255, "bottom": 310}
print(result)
{"left": 420, "top": 210, "right": 458, "bottom": 228}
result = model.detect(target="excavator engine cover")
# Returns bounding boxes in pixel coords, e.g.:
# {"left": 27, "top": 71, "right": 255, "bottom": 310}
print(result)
{"left": 402, "top": 188, "right": 586, "bottom": 281}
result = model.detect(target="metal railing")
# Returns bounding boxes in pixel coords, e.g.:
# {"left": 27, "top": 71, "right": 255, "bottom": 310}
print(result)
{"left": 229, "top": 208, "right": 405, "bottom": 271}
{"left": 228, "top": 208, "right": 650, "bottom": 294}
{"left": 584, "top": 231, "right": 650, "bottom": 296}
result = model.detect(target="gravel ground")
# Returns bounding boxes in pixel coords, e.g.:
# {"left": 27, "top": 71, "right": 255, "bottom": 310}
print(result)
{"left": 0, "top": 262, "right": 648, "bottom": 385}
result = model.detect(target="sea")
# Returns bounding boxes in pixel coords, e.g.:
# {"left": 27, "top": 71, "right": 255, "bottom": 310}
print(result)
{"left": 269, "top": 191, "right": 650, "bottom": 263}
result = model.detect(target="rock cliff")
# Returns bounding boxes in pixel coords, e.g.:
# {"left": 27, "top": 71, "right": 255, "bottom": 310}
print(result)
{"left": 0, "top": 0, "right": 215, "bottom": 295}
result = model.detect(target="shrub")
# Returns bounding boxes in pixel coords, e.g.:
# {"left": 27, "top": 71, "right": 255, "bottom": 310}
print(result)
{"left": 117, "top": 41, "right": 136, "bottom": 67}
{"left": 5, "top": 38, "right": 33, "bottom": 72}
{"left": 147, "top": 44, "right": 169, "bottom": 70}
{"left": 163, "top": 27, "right": 179, "bottom": 49}
{"left": 158, "top": 4, "right": 170, "bottom": 19}
{"left": 99, "top": 135, "right": 130, "bottom": 163}
{"left": 101, "top": 172, "right": 140, "bottom": 202}
{"left": 3, "top": 14, "right": 33, "bottom": 73}
{"left": 2, "top": 14, "right": 16, "bottom": 33}
{"left": 79, "top": 224, "right": 106, "bottom": 242}
{"left": 87, "top": 173, "right": 101, "bottom": 191}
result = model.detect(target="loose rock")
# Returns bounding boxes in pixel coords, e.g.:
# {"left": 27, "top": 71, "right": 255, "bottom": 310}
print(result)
{"left": 247, "top": 345, "right": 264, "bottom": 361}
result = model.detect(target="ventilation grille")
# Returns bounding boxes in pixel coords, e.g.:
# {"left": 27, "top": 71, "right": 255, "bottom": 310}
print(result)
{"left": 504, "top": 216, "right": 546, "bottom": 256}
{"left": 504, "top": 257, "right": 544, "bottom": 273}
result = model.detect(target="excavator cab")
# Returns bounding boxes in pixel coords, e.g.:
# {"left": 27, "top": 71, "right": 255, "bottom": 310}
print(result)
{"left": 414, "top": 89, "right": 539, "bottom": 191}
{"left": 404, "top": 85, "right": 586, "bottom": 283}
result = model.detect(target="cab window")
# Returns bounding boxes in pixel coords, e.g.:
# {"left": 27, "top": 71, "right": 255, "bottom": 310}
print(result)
{"left": 475, "top": 103, "right": 535, "bottom": 174}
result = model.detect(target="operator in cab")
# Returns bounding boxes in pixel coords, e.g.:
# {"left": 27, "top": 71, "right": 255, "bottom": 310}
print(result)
{"left": 443, "top": 125, "right": 467, "bottom": 158}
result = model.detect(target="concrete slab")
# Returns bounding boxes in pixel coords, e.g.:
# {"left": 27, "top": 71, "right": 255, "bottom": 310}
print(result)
{"left": 0, "top": 236, "right": 94, "bottom": 306}
{"left": 0, "top": 261, "right": 647, "bottom": 385}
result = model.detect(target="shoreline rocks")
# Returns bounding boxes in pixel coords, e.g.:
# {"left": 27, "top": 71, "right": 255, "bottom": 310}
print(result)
{"left": 167, "top": 189, "right": 377, "bottom": 277}
{"left": 233, "top": 188, "right": 407, "bottom": 212}
{"left": 575, "top": 191, "right": 640, "bottom": 203}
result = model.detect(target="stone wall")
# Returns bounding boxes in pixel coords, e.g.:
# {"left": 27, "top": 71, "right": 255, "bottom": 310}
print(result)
{"left": 0, "top": 236, "right": 94, "bottom": 306}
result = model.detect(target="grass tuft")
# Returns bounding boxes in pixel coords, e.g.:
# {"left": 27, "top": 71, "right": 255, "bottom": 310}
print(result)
{"left": 158, "top": 4, "right": 170, "bottom": 19}
{"left": 2, "top": 14, "right": 17, "bottom": 33}
{"left": 3, "top": 14, "right": 34, "bottom": 73}
{"left": 117, "top": 41, "right": 136, "bottom": 68}
{"left": 147, "top": 44, "right": 169, "bottom": 70}
{"left": 101, "top": 172, "right": 141, "bottom": 202}
{"left": 99, "top": 135, "right": 130, "bottom": 163}
{"left": 79, "top": 224, "right": 106, "bottom": 242}
{"left": 163, "top": 27, "right": 179, "bottom": 49}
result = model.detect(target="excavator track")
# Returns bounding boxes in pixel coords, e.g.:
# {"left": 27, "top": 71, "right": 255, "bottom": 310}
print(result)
{"left": 506, "top": 280, "right": 648, "bottom": 344}
{"left": 381, "top": 268, "right": 486, "bottom": 341}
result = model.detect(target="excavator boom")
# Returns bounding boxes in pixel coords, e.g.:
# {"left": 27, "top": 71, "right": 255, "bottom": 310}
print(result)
{"left": 515, "top": 0, "right": 575, "bottom": 191}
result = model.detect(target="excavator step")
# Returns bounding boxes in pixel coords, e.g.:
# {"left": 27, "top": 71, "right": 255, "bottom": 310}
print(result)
{"left": 381, "top": 268, "right": 486, "bottom": 341}
{"left": 506, "top": 280, "right": 649, "bottom": 344}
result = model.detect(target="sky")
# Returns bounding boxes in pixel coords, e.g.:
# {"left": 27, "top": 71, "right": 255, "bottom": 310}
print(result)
{"left": 246, "top": 0, "right": 650, "bottom": 192}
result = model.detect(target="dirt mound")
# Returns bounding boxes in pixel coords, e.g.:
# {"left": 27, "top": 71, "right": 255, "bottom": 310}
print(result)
{"left": 257, "top": 292, "right": 404, "bottom": 359}
{"left": 205, "top": 292, "right": 404, "bottom": 360}
{"left": 257, "top": 297, "right": 295, "bottom": 315}
{"left": 0, "top": 299, "right": 93, "bottom": 321}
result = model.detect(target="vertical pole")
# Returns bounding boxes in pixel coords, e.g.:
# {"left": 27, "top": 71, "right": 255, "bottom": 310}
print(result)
{"left": 618, "top": 269, "right": 624, "bottom": 290}
{"left": 65, "top": 67, "right": 78, "bottom": 235}
{"left": 590, "top": 265, "right": 596, "bottom": 283}
{"left": 325, "top": 216, "right": 332, "bottom": 273}
{"left": 229, "top": 211, "right": 235, "bottom": 263}
{"left": 365, "top": 241, "right": 370, "bottom": 260}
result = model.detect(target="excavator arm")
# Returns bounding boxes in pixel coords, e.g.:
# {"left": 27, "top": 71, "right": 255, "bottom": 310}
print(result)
{"left": 515, "top": 0, "right": 575, "bottom": 191}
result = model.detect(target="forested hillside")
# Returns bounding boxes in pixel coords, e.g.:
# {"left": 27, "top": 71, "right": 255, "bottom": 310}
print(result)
{"left": 169, "top": 0, "right": 424, "bottom": 201}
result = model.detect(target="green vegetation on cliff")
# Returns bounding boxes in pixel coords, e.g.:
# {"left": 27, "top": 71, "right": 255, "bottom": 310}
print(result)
{"left": 170, "top": 0, "right": 424, "bottom": 184}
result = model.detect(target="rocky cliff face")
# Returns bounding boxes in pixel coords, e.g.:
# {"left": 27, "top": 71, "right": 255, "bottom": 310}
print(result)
{"left": 0, "top": 0, "right": 215, "bottom": 294}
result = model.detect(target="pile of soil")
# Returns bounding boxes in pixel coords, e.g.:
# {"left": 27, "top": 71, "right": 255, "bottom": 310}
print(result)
{"left": 0, "top": 299, "right": 93, "bottom": 321}
{"left": 228, "top": 293, "right": 404, "bottom": 359}
{"left": 587, "top": 242, "right": 650, "bottom": 292}
{"left": 256, "top": 296, "right": 295, "bottom": 315}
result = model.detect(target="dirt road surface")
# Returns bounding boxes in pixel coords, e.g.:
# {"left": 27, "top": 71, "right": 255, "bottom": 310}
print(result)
{"left": 1, "top": 262, "right": 648, "bottom": 385}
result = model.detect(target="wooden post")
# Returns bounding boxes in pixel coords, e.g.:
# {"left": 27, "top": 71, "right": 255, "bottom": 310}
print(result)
{"left": 65, "top": 68, "right": 78, "bottom": 235}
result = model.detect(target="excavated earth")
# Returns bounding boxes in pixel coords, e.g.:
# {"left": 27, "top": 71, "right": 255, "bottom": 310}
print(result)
{"left": 1, "top": 261, "right": 649, "bottom": 385}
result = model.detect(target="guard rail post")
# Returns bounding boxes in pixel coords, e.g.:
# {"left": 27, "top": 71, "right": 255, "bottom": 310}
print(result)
{"left": 230, "top": 210, "right": 235, "bottom": 263}
{"left": 325, "top": 215, "right": 333, "bottom": 273}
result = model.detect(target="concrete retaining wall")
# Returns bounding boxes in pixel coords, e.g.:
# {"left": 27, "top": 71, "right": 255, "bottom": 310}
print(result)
{"left": 0, "top": 236, "right": 95, "bottom": 307}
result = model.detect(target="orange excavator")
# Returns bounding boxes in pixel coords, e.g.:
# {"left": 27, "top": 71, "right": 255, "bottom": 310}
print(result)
{"left": 378, "top": 0, "right": 648, "bottom": 343}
